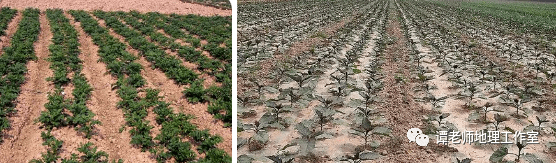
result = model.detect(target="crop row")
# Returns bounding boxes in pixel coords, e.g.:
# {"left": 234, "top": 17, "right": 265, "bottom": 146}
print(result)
{"left": 96, "top": 11, "right": 232, "bottom": 127}
{"left": 37, "top": 9, "right": 99, "bottom": 138}
{"left": 0, "top": 7, "right": 17, "bottom": 37}
{"left": 0, "top": 8, "right": 40, "bottom": 142}
{"left": 31, "top": 131, "right": 121, "bottom": 162}
{"left": 237, "top": 0, "right": 390, "bottom": 161}
{"left": 397, "top": 0, "right": 554, "bottom": 161}
{"left": 167, "top": 14, "right": 232, "bottom": 63}
{"left": 237, "top": 0, "right": 377, "bottom": 65}
{"left": 432, "top": 1, "right": 555, "bottom": 40}
{"left": 118, "top": 11, "right": 222, "bottom": 73}
{"left": 93, "top": 10, "right": 198, "bottom": 85}
{"left": 70, "top": 10, "right": 230, "bottom": 162}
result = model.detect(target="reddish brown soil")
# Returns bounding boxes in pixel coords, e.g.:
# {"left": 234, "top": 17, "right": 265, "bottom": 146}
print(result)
{"left": 118, "top": 19, "right": 220, "bottom": 89}
{"left": 66, "top": 12, "right": 154, "bottom": 162}
{"left": 94, "top": 15, "right": 232, "bottom": 155}
{"left": 0, "top": 11, "right": 21, "bottom": 55}
{"left": 375, "top": 9, "right": 441, "bottom": 163}
{"left": 0, "top": 12, "right": 53, "bottom": 162}
{"left": 0, "top": 0, "right": 230, "bottom": 16}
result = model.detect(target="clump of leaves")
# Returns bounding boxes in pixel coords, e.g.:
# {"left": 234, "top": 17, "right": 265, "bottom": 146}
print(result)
{"left": 492, "top": 113, "right": 507, "bottom": 131}
{"left": 433, "top": 113, "right": 450, "bottom": 126}
{"left": 315, "top": 107, "right": 335, "bottom": 131}
{"left": 182, "top": 80, "right": 207, "bottom": 103}
{"left": 37, "top": 90, "right": 68, "bottom": 130}
{"left": 248, "top": 129, "right": 269, "bottom": 151}
{"left": 456, "top": 158, "right": 472, "bottom": 163}
{"left": 489, "top": 140, "right": 529, "bottom": 162}
{"left": 287, "top": 89, "right": 303, "bottom": 107}
{"left": 65, "top": 142, "right": 111, "bottom": 162}
{"left": 267, "top": 101, "right": 286, "bottom": 120}
{"left": 315, "top": 95, "right": 342, "bottom": 109}
{"left": 478, "top": 102, "right": 499, "bottom": 123}
{"left": 529, "top": 115, "right": 549, "bottom": 132}
{"left": 30, "top": 131, "right": 63, "bottom": 163}
{"left": 354, "top": 117, "right": 376, "bottom": 150}
{"left": 249, "top": 78, "right": 265, "bottom": 98}
{"left": 266, "top": 155, "right": 294, "bottom": 163}
{"left": 286, "top": 73, "right": 313, "bottom": 88}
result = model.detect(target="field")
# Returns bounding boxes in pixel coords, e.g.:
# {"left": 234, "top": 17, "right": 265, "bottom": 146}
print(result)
{"left": 237, "top": 0, "right": 555, "bottom": 162}
{"left": 0, "top": 1, "right": 231, "bottom": 162}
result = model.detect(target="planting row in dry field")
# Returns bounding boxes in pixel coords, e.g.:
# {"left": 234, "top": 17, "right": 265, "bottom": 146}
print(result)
{"left": 237, "top": 0, "right": 555, "bottom": 162}
{"left": 0, "top": 7, "right": 231, "bottom": 163}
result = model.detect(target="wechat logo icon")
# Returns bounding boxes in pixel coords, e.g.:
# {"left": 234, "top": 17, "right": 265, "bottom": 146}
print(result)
{"left": 407, "top": 128, "right": 429, "bottom": 146}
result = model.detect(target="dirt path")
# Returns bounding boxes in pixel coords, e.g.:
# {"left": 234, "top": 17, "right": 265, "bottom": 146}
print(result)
{"left": 376, "top": 3, "right": 438, "bottom": 162}
{"left": 66, "top": 12, "right": 154, "bottom": 162}
{"left": 0, "top": 0, "right": 230, "bottom": 16}
{"left": 94, "top": 14, "right": 232, "bottom": 155}
{"left": 0, "top": 11, "right": 21, "bottom": 55}
{"left": 0, "top": 12, "right": 53, "bottom": 162}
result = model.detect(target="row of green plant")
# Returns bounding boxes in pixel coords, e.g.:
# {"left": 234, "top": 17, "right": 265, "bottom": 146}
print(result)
{"left": 112, "top": 11, "right": 232, "bottom": 127}
{"left": 71, "top": 10, "right": 230, "bottom": 162}
{"left": 70, "top": 9, "right": 155, "bottom": 151}
{"left": 118, "top": 11, "right": 223, "bottom": 73}
{"left": 0, "top": 7, "right": 17, "bottom": 37}
{"left": 167, "top": 14, "right": 232, "bottom": 62}
{"left": 141, "top": 89, "right": 231, "bottom": 162}
{"left": 37, "top": 9, "right": 99, "bottom": 138}
{"left": 30, "top": 131, "right": 122, "bottom": 163}
{"left": 180, "top": 0, "right": 231, "bottom": 10}
{"left": 183, "top": 77, "right": 232, "bottom": 127}
{"left": 30, "top": 9, "right": 120, "bottom": 163}
{"left": 93, "top": 10, "right": 198, "bottom": 85}
{"left": 134, "top": 12, "right": 202, "bottom": 48}
{"left": 97, "top": 11, "right": 232, "bottom": 127}
{"left": 0, "top": 8, "right": 40, "bottom": 142}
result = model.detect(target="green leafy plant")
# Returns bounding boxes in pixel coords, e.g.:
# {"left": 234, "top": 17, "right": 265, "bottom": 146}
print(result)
{"left": 183, "top": 80, "right": 207, "bottom": 103}
{"left": 492, "top": 113, "right": 507, "bottom": 131}
{"left": 315, "top": 107, "right": 335, "bottom": 131}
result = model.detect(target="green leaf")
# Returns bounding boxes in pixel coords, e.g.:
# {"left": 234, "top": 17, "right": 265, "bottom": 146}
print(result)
{"left": 489, "top": 147, "right": 508, "bottom": 163}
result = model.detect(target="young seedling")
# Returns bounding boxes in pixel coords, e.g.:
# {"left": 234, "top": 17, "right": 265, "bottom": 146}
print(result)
{"left": 466, "top": 82, "right": 478, "bottom": 106}
{"left": 266, "top": 155, "right": 294, "bottom": 163}
{"left": 267, "top": 101, "right": 285, "bottom": 120}
{"left": 315, "top": 107, "right": 335, "bottom": 131}
{"left": 359, "top": 91, "right": 373, "bottom": 110}
{"left": 509, "top": 141, "right": 527, "bottom": 162}
{"left": 286, "top": 73, "right": 313, "bottom": 88}
{"left": 434, "top": 113, "right": 450, "bottom": 126}
{"left": 530, "top": 115, "right": 549, "bottom": 132}
{"left": 337, "top": 66, "right": 353, "bottom": 84}
{"left": 274, "top": 63, "right": 290, "bottom": 83}
{"left": 329, "top": 73, "right": 344, "bottom": 86}
{"left": 510, "top": 98, "right": 523, "bottom": 117}
{"left": 456, "top": 158, "right": 472, "bottom": 163}
{"left": 358, "top": 117, "right": 375, "bottom": 149}
{"left": 238, "top": 94, "right": 251, "bottom": 107}
{"left": 330, "top": 84, "right": 347, "bottom": 97}
{"left": 479, "top": 102, "right": 497, "bottom": 123}
{"left": 249, "top": 78, "right": 265, "bottom": 98}
{"left": 287, "top": 89, "right": 303, "bottom": 107}
{"left": 356, "top": 106, "right": 379, "bottom": 118}
{"left": 423, "top": 94, "right": 448, "bottom": 108}
{"left": 492, "top": 113, "right": 507, "bottom": 131}
{"left": 315, "top": 95, "right": 341, "bottom": 109}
